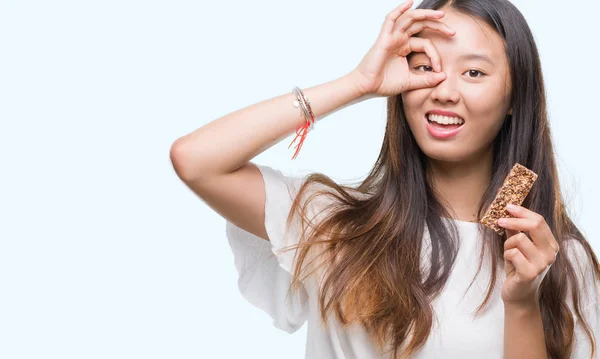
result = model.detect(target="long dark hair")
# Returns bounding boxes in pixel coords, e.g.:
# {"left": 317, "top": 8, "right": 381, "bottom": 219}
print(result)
{"left": 281, "top": 0, "right": 600, "bottom": 358}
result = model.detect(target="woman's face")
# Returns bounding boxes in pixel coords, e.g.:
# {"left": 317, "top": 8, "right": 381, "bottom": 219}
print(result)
{"left": 401, "top": 8, "right": 512, "bottom": 163}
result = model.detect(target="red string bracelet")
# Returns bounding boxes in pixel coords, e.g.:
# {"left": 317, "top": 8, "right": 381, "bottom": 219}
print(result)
{"left": 289, "top": 87, "right": 315, "bottom": 160}
{"left": 288, "top": 110, "right": 314, "bottom": 160}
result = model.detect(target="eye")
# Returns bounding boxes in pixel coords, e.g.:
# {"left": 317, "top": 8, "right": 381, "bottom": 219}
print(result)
{"left": 414, "top": 65, "right": 486, "bottom": 79}
{"left": 414, "top": 65, "right": 433, "bottom": 72}
{"left": 464, "top": 69, "right": 486, "bottom": 78}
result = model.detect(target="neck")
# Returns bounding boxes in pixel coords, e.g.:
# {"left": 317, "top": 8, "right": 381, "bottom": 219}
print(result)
{"left": 426, "top": 149, "right": 493, "bottom": 223}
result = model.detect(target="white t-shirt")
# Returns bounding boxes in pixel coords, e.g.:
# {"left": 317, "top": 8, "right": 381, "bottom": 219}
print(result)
{"left": 225, "top": 164, "right": 600, "bottom": 359}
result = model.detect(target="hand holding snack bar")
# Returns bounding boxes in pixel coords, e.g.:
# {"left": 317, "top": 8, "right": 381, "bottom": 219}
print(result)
{"left": 480, "top": 163, "right": 538, "bottom": 236}
{"left": 481, "top": 163, "right": 560, "bottom": 307}
{"left": 497, "top": 203, "right": 560, "bottom": 307}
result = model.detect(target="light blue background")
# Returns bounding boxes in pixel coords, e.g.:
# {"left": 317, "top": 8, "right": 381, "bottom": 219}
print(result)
{"left": 0, "top": 0, "right": 598, "bottom": 358}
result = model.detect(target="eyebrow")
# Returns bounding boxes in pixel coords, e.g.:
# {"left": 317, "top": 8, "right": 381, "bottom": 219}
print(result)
{"left": 408, "top": 53, "right": 495, "bottom": 65}
{"left": 457, "top": 53, "right": 494, "bottom": 65}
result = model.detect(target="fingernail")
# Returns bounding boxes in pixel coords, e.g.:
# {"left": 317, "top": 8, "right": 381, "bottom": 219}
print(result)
{"left": 498, "top": 218, "right": 507, "bottom": 225}
{"left": 507, "top": 204, "right": 517, "bottom": 210}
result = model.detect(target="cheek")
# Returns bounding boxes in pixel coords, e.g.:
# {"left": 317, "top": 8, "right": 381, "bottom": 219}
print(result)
{"left": 401, "top": 85, "right": 430, "bottom": 102}
{"left": 401, "top": 90, "right": 427, "bottom": 116}
{"left": 465, "top": 84, "right": 508, "bottom": 115}
{"left": 400, "top": 91, "right": 413, "bottom": 107}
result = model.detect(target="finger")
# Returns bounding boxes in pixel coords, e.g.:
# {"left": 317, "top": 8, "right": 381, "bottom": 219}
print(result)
{"left": 407, "top": 37, "right": 443, "bottom": 73}
{"left": 499, "top": 218, "right": 536, "bottom": 236}
{"left": 404, "top": 22, "right": 454, "bottom": 72}
{"left": 404, "top": 19, "right": 456, "bottom": 39}
{"left": 406, "top": 71, "right": 447, "bottom": 90}
{"left": 394, "top": 9, "right": 446, "bottom": 33}
{"left": 505, "top": 205, "right": 554, "bottom": 239}
{"left": 504, "top": 248, "right": 536, "bottom": 279}
{"left": 506, "top": 204, "right": 540, "bottom": 220}
{"left": 499, "top": 216, "right": 555, "bottom": 252}
{"left": 504, "top": 233, "right": 547, "bottom": 268}
{"left": 382, "top": 1, "right": 415, "bottom": 35}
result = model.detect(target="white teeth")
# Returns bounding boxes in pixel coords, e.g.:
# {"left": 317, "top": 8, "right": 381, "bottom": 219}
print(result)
{"left": 427, "top": 114, "right": 465, "bottom": 125}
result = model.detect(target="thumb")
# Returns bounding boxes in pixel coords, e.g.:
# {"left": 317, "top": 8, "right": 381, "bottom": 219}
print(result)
{"left": 409, "top": 71, "right": 446, "bottom": 90}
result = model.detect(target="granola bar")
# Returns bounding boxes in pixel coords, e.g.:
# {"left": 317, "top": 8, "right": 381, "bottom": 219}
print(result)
{"left": 480, "top": 163, "right": 538, "bottom": 236}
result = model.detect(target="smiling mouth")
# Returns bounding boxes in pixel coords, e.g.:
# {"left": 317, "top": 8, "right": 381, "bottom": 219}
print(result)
{"left": 424, "top": 114, "right": 465, "bottom": 139}
{"left": 425, "top": 114, "right": 465, "bottom": 130}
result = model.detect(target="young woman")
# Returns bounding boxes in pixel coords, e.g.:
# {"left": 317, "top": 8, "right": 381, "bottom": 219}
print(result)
{"left": 171, "top": 0, "right": 600, "bottom": 357}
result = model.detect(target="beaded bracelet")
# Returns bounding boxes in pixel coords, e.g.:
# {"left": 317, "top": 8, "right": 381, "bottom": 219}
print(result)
{"left": 289, "top": 87, "right": 315, "bottom": 160}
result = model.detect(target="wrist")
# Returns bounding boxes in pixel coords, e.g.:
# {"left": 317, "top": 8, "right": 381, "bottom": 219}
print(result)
{"left": 504, "top": 299, "right": 540, "bottom": 316}
{"left": 344, "top": 70, "right": 377, "bottom": 100}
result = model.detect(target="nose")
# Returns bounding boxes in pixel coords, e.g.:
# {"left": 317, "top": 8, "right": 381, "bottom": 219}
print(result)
{"left": 430, "top": 73, "right": 460, "bottom": 104}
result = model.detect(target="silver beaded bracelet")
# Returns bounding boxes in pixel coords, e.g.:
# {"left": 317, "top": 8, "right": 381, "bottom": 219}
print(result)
{"left": 292, "top": 86, "right": 315, "bottom": 131}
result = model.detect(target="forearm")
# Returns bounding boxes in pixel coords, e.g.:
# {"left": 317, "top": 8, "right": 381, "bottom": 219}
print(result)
{"left": 171, "top": 71, "right": 375, "bottom": 181}
{"left": 504, "top": 302, "right": 548, "bottom": 359}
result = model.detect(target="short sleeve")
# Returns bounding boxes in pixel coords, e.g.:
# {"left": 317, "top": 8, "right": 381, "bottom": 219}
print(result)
{"left": 565, "top": 240, "right": 600, "bottom": 358}
{"left": 225, "top": 164, "right": 319, "bottom": 334}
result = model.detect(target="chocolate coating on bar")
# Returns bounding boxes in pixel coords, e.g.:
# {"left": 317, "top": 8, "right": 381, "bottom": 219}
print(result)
{"left": 480, "top": 163, "right": 538, "bottom": 236}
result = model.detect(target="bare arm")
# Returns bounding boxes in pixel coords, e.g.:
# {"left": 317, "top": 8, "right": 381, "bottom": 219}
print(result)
{"left": 503, "top": 302, "right": 548, "bottom": 359}
{"left": 170, "top": 71, "right": 373, "bottom": 181}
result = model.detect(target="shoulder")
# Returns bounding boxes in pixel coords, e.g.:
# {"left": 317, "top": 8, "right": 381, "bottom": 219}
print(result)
{"left": 563, "top": 239, "right": 598, "bottom": 278}
{"left": 563, "top": 239, "right": 600, "bottom": 310}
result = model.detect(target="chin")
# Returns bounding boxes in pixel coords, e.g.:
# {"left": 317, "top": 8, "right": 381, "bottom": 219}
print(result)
{"left": 421, "top": 146, "right": 470, "bottom": 163}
